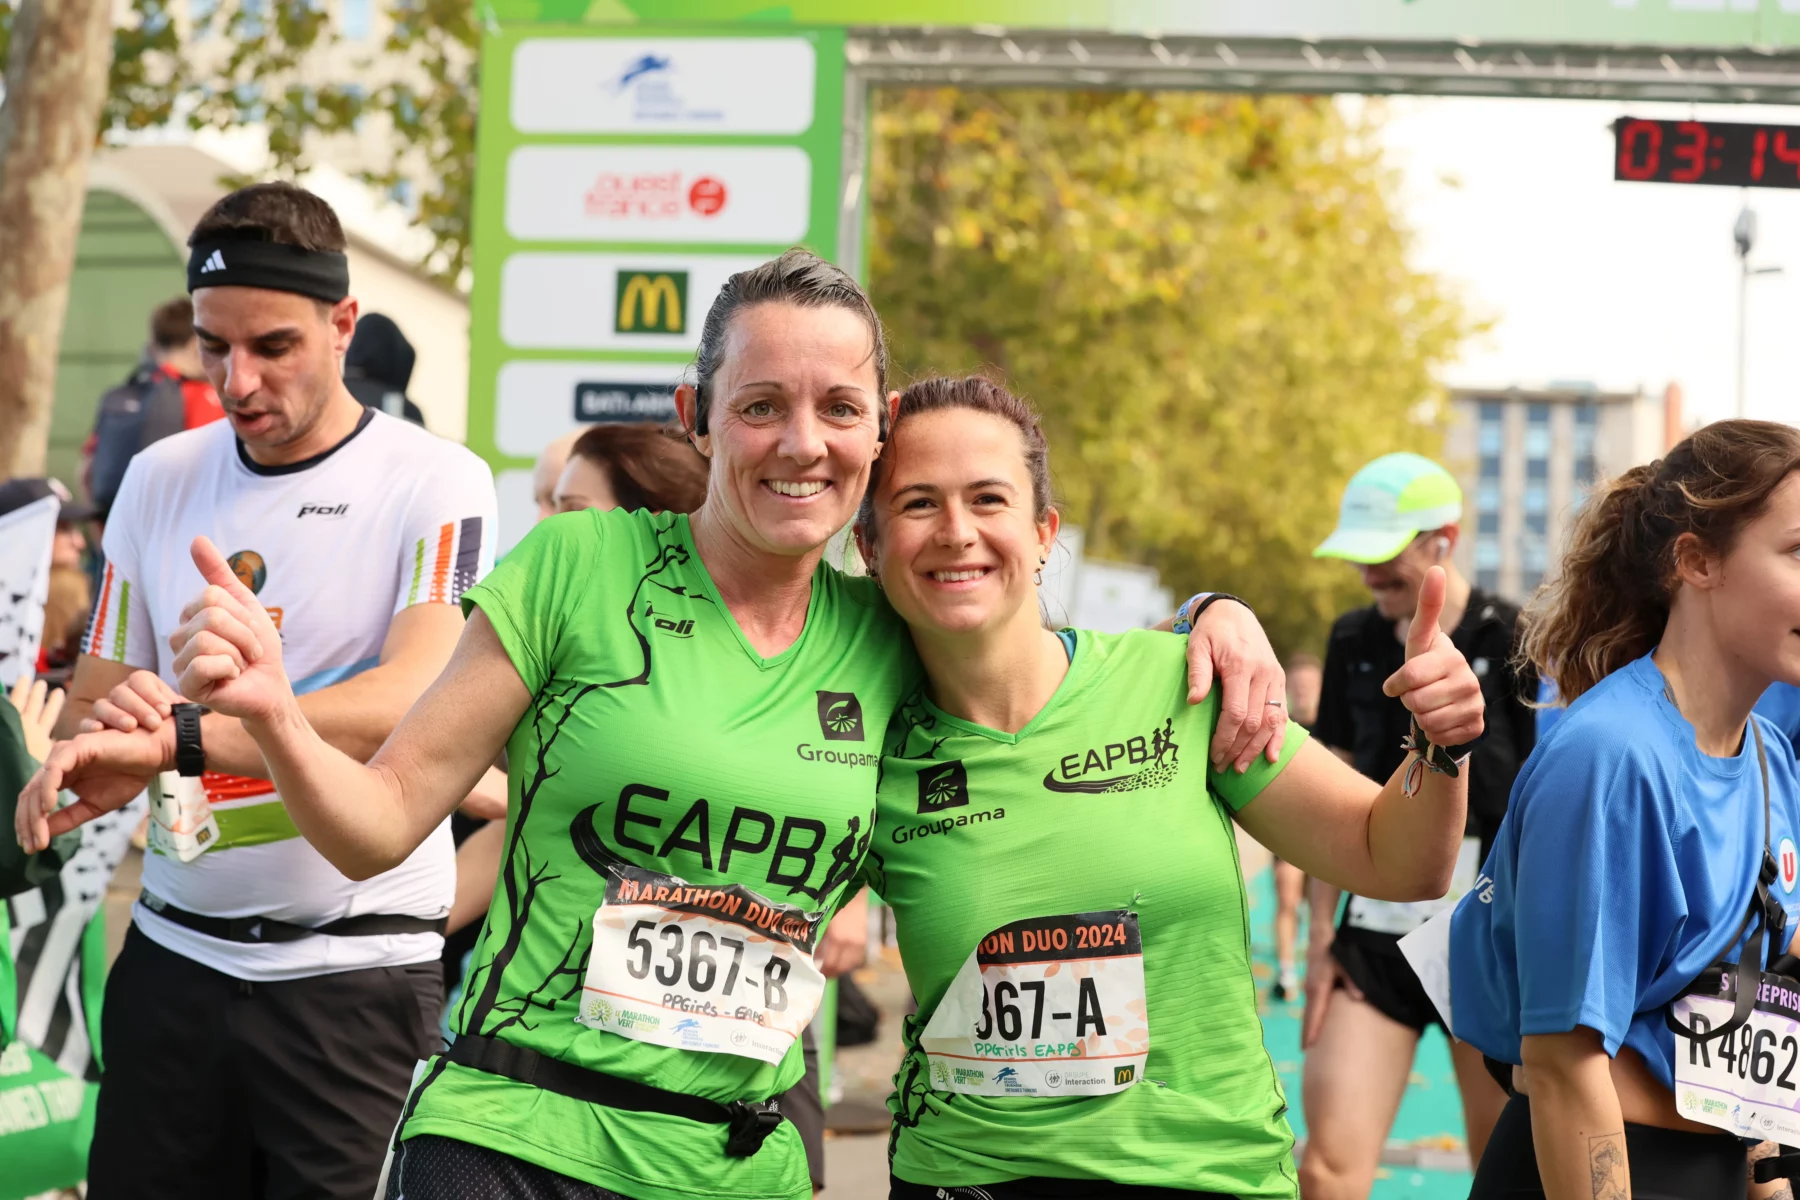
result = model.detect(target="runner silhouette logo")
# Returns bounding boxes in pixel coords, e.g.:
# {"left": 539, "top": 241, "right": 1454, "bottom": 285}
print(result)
{"left": 816, "top": 691, "right": 864, "bottom": 741}
{"left": 917, "top": 760, "right": 970, "bottom": 814}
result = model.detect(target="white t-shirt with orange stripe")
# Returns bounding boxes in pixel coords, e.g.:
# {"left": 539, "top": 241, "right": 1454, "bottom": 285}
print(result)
{"left": 86, "top": 408, "right": 496, "bottom": 980}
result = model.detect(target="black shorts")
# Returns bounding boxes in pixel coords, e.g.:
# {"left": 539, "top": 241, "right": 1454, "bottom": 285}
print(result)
{"left": 88, "top": 923, "right": 442, "bottom": 1200}
{"left": 1331, "top": 922, "right": 1444, "bottom": 1033}
{"left": 891, "top": 1179, "right": 1233, "bottom": 1199}
{"left": 386, "top": 1135, "right": 638, "bottom": 1199}
{"left": 1469, "top": 1094, "right": 1744, "bottom": 1200}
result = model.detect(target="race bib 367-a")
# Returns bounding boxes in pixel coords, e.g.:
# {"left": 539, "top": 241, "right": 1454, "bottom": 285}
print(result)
{"left": 921, "top": 909, "right": 1149, "bottom": 1098}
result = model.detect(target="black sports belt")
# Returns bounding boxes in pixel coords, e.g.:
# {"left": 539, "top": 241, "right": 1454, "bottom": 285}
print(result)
{"left": 444, "top": 1032, "right": 785, "bottom": 1158}
{"left": 138, "top": 890, "right": 445, "bottom": 944}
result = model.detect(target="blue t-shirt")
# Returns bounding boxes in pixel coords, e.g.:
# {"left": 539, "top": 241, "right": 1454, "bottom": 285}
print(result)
{"left": 1535, "top": 675, "right": 1564, "bottom": 740}
{"left": 1756, "top": 683, "right": 1800, "bottom": 751}
{"left": 1450, "top": 653, "right": 1800, "bottom": 1090}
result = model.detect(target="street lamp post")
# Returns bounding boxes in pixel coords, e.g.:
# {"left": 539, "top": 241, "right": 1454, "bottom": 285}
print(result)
{"left": 1735, "top": 201, "right": 1785, "bottom": 420}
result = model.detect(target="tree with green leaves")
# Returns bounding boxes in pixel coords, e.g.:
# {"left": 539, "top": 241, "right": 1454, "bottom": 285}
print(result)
{"left": 0, "top": 0, "right": 477, "bottom": 476}
{"left": 868, "top": 88, "right": 1473, "bottom": 655}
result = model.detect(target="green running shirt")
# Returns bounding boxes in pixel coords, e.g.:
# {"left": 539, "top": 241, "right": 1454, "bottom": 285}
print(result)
{"left": 399, "top": 509, "right": 914, "bottom": 1200}
{"left": 862, "top": 629, "right": 1308, "bottom": 1197}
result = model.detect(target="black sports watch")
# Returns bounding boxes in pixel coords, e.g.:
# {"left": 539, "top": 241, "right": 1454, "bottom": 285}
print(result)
{"left": 172, "top": 703, "right": 206, "bottom": 778}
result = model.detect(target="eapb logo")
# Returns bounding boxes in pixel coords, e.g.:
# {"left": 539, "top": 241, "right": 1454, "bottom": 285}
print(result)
{"left": 614, "top": 270, "right": 687, "bottom": 334}
{"left": 816, "top": 691, "right": 864, "bottom": 741}
{"left": 917, "top": 760, "right": 970, "bottom": 814}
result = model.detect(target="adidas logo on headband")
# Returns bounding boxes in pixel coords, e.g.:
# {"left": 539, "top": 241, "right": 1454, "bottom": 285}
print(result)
{"left": 185, "top": 238, "right": 349, "bottom": 302}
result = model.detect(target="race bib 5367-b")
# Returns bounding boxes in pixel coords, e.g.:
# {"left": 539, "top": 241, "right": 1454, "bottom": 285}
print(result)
{"left": 921, "top": 909, "right": 1149, "bottom": 1098}
{"left": 577, "top": 864, "right": 825, "bottom": 1065}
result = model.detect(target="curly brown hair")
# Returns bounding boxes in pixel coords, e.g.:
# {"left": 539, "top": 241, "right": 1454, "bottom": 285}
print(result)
{"left": 1522, "top": 418, "right": 1800, "bottom": 703}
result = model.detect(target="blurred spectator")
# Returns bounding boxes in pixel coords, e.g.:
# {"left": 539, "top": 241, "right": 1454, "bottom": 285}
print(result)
{"left": 1, "top": 667, "right": 140, "bottom": 1197}
{"left": 84, "top": 297, "right": 223, "bottom": 517}
{"left": 554, "top": 423, "right": 710, "bottom": 515}
{"left": 343, "top": 312, "right": 426, "bottom": 426}
{"left": 0, "top": 478, "right": 96, "bottom": 686}
{"left": 531, "top": 428, "right": 584, "bottom": 520}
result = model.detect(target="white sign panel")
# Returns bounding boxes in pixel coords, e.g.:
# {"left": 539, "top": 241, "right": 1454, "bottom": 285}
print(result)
{"left": 496, "top": 360, "right": 687, "bottom": 457}
{"left": 505, "top": 146, "right": 812, "bottom": 246}
{"left": 511, "top": 38, "right": 817, "bottom": 135}
{"left": 0, "top": 495, "right": 57, "bottom": 687}
{"left": 500, "top": 253, "right": 767, "bottom": 352}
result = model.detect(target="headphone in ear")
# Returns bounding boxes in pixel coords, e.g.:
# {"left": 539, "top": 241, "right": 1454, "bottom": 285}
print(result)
{"left": 1434, "top": 536, "right": 1450, "bottom": 560}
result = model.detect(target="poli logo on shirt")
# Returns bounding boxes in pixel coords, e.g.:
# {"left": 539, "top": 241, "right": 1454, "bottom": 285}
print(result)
{"left": 1781, "top": 838, "right": 1798, "bottom": 895}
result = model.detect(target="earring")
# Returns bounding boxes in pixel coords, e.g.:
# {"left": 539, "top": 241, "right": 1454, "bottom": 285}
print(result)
{"left": 1035, "top": 554, "right": 1047, "bottom": 586}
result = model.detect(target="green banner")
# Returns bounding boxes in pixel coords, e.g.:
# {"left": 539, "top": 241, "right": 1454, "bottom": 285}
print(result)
{"left": 489, "top": 0, "right": 1800, "bottom": 50}
{"left": 468, "top": 25, "right": 846, "bottom": 548}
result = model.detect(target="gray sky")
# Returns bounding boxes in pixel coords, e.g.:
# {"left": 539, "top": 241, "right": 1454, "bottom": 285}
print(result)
{"left": 1364, "top": 93, "right": 1800, "bottom": 428}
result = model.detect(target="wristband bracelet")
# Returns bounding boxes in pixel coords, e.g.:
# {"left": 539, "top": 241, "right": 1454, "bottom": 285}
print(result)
{"left": 1400, "top": 716, "right": 1471, "bottom": 796}
{"left": 1172, "top": 592, "right": 1251, "bottom": 635}
{"left": 172, "top": 702, "right": 206, "bottom": 778}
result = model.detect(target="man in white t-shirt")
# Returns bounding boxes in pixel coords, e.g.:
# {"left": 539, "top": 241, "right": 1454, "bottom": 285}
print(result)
{"left": 22, "top": 182, "right": 496, "bottom": 1198}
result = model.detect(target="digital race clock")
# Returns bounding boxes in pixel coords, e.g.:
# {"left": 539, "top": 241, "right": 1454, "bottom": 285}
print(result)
{"left": 1614, "top": 117, "right": 1800, "bottom": 189}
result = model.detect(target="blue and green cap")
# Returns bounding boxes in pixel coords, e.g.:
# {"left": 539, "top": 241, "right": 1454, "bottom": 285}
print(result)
{"left": 1313, "top": 452, "right": 1463, "bottom": 564}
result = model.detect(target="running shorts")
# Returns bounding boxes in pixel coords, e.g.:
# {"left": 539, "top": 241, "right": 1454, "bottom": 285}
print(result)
{"left": 385, "top": 1135, "right": 636, "bottom": 1200}
{"left": 1330, "top": 923, "right": 1445, "bottom": 1033}
{"left": 87, "top": 924, "right": 441, "bottom": 1200}
{"left": 890, "top": 1179, "right": 1235, "bottom": 1198}
{"left": 1469, "top": 1094, "right": 1744, "bottom": 1200}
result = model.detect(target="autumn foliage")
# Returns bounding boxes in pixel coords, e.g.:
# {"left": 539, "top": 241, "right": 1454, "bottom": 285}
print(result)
{"left": 869, "top": 89, "right": 1473, "bottom": 654}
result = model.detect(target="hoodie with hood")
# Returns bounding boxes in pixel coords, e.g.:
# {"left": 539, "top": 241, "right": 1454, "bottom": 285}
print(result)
{"left": 344, "top": 312, "right": 426, "bottom": 427}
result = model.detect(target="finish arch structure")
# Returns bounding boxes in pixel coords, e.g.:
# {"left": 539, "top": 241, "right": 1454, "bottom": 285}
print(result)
{"left": 467, "top": 0, "right": 1800, "bottom": 547}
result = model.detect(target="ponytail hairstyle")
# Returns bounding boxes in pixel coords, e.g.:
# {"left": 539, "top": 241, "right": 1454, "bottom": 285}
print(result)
{"left": 1523, "top": 419, "right": 1800, "bottom": 703}
{"left": 687, "top": 247, "right": 889, "bottom": 439}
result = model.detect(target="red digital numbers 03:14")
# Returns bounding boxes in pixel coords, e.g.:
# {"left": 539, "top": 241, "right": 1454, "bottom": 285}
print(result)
{"left": 1615, "top": 117, "right": 1800, "bottom": 190}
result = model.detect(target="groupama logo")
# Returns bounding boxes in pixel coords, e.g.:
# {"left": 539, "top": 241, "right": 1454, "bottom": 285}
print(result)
{"left": 916, "top": 760, "right": 970, "bottom": 814}
{"left": 815, "top": 691, "right": 864, "bottom": 741}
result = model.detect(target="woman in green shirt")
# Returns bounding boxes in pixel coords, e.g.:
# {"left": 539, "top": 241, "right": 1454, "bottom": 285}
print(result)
{"left": 854, "top": 376, "right": 1485, "bottom": 1200}
{"left": 21, "top": 252, "right": 1287, "bottom": 1200}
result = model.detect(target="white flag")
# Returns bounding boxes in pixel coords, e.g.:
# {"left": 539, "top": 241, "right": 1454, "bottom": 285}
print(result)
{"left": 0, "top": 494, "right": 59, "bottom": 687}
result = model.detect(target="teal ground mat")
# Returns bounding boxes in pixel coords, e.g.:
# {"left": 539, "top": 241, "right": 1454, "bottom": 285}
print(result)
{"left": 1246, "top": 865, "right": 1474, "bottom": 1199}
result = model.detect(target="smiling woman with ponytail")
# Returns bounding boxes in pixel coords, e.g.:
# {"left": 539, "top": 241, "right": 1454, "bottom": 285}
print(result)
{"left": 1452, "top": 420, "right": 1800, "bottom": 1200}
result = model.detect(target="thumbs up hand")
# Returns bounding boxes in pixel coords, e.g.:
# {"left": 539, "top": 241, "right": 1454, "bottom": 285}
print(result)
{"left": 1380, "top": 566, "right": 1485, "bottom": 750}
{"left": 170, "top": 536, "right": 291, "bottom": 724}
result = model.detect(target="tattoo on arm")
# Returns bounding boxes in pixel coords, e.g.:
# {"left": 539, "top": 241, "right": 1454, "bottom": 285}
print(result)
{"left": 1588, "top": 1133, "right": 1628, "bottom": 1200}
{"left": 1750, "top": 1141, "right": 1794, "bottom": 1200}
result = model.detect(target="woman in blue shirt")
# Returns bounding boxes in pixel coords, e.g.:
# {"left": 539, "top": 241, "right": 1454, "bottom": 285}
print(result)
{"left": 1452, "top": 420, "right": 1800, "bottom": 1199}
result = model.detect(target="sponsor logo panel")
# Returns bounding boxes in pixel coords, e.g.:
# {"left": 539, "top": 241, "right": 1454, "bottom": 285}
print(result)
{"left": 505, "top": 145, "right": 811, "bottom": 244}
{"left": 500, "top": 254, "right": 766, "bottom": 353}
{"left": 494, "top": 361, "right": 685, "bottom": 457}
{"left": 510, "top": 38, "right": 817, "bottom": 135}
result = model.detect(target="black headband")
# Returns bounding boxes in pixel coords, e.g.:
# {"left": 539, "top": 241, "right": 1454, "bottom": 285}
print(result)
{"left": 187, "top": 239, "right": 350, "bottom": 303}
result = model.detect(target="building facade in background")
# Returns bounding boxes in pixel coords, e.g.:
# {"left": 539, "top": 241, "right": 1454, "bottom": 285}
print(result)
{"left": 1444, "top": 386, "right": 1674, "bottom": 604}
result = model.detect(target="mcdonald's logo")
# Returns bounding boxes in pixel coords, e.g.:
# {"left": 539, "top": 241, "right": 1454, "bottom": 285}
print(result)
{"left": 615, "top": 270, "right": 688, "bottom": 334}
